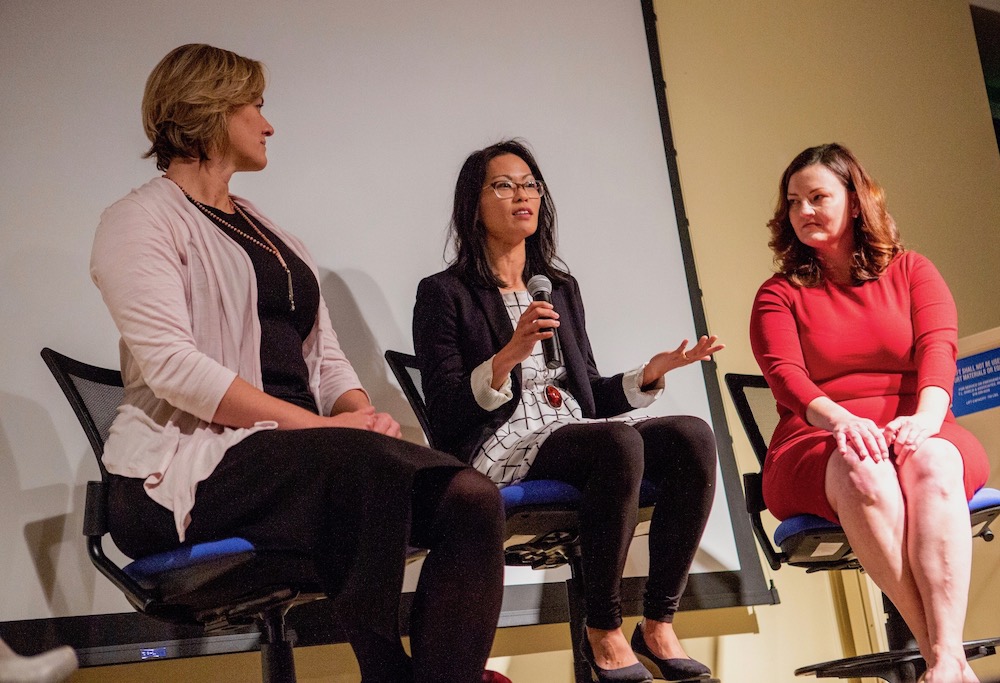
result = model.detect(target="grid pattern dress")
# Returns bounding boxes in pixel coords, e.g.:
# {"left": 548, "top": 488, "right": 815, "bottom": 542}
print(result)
{"left": 473, "top": 291, "right": 645, "bottom": 485}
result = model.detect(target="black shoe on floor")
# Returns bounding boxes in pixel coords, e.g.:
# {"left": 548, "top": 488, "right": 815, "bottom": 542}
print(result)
{"left": 630, "top": 622, "right": 711, "bottom": 682}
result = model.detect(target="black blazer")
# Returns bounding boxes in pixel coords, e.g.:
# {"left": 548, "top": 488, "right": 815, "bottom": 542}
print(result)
{"left": 413, "top": 267, "right": 634, "bottom": 463}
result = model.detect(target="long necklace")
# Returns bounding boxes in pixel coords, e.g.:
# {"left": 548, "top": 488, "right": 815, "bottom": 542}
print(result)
{"left": 170, "top": 179, "right": 296, "bottom": 312}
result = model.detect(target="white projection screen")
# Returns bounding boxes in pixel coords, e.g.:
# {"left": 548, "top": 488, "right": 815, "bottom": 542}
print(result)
{"left": 0, "top": 0, "right": 771, "bottom": 662}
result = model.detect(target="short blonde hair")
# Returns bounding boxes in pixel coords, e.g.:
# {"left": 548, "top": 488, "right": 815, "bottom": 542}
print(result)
{"left": 141, "top": 44, "right": 266, "bottom": 171}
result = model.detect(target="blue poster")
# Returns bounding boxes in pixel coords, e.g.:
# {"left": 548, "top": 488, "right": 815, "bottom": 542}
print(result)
{"left": 953, "top": 347, "right": 1000, "bottom": 417}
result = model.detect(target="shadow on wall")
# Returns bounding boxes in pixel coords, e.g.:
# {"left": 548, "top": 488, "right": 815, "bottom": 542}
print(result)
{"left": 0, "top": 391, "right": 99, "bottom": 619}
{"left": 319, "top": 269, "right": 427, "bottom": 445}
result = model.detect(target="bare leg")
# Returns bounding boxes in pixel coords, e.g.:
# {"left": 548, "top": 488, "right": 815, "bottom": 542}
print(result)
{"left": 897, "top": 439, "right": 978, "bottom": 683}
{"left": 640, "top": 619, "right": 689, "bottom": 659}
{"left": 824, "top": 449, "right": 931, "bottom": 654}
{"left": 586, "top": 626, "right": 642, "bottom": 670}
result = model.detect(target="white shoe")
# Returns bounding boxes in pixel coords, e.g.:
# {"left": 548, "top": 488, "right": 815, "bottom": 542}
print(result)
{"left": 0, "top": 645, "right": 78, "bottom": 683}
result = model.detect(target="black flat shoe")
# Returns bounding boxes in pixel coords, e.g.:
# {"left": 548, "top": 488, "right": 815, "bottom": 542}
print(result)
{"left": 630, "top": 623, "right": 711, "bottom": 682}
{"left": 580, "top": 634, "right": 654, "bottom": 683}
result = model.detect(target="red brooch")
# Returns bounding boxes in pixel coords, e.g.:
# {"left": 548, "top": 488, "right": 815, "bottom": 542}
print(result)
{"left": 545, "top": 384, "right": 563, "bottom": 409}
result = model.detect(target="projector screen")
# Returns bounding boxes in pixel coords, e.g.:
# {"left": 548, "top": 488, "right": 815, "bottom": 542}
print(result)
{"left": 0, "top": 0, "right": 771, "bottom": 659}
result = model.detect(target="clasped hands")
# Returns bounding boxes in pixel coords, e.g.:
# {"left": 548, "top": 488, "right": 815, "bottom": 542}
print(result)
{"left": 832, "top": 412, "right": 941, "bottom": 463}
{"left": 325, "top": 406, "right": 402, "bottom": 438}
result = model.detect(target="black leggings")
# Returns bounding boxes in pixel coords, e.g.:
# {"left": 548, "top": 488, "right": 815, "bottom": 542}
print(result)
{"left": 347, "top": 467, "right": 506, "bottom": 683}
{"left": 525, "top": 416, "right": 717, "bottom": 630}
{"left": 108, "top": 429, "right": 504, "bottom": 683}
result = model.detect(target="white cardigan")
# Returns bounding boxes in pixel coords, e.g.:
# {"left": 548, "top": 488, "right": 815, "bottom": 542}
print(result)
{"left": 91, "top": 177, "right": 365, "bottom": 541}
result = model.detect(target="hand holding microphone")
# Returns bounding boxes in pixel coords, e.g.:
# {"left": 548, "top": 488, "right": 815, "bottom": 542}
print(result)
{"left": 492, "top": 276, "right": 562, "bottom": 387}
{"left": 526, "top": 275, "right": 562, "bottom": 369}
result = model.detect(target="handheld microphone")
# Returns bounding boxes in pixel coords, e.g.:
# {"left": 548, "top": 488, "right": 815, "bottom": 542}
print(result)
{"left": 526, "top": 274, "right": 562, "bottom": 369}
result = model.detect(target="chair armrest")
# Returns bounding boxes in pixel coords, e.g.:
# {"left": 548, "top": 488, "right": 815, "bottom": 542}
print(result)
{"left": 83, "top": 481, "right": 108, "bottom": 537}
{"left": 743, "top": 472, "right": 784, "bottom": 571}
{"left": 83, "top": 480, "right": 157, "bottom": 611}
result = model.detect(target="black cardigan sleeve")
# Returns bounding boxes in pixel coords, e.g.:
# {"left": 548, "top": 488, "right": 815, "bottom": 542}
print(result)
{"left": 413, "top": 273, "right": 515, "bottom": 461}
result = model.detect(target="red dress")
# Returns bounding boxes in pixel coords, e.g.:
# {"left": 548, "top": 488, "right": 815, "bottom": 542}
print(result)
{"left": 750, "top": 251, "right": 989, "bottom": 522}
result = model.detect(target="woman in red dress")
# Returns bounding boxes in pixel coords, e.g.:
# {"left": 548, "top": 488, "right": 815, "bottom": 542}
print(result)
{"left": 750, "top": 143, "right": 989, "bottom": 683}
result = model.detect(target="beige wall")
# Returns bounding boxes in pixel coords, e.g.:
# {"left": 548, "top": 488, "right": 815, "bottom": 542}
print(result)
{"left": 655, "top": 0, "right": 1000, "bottom": 681}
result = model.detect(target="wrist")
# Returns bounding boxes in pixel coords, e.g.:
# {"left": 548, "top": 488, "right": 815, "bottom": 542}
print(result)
{"left": 492, "top": 349, "right": 516, "bottom": 387}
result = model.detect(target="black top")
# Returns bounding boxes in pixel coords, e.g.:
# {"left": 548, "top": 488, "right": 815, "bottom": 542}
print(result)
{"left": 200, "top": 203, "right": 321, "bottom": 413}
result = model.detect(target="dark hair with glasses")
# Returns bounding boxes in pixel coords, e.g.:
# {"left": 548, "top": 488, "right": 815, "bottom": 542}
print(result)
{"left": 447, "top": 138, "right": 568, "bottom": 288}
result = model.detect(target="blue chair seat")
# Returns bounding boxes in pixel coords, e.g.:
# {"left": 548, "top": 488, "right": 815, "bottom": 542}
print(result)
{"left": 774, "top": 515, "right": 842, "bottom": 549}
{"left": 971, "top": 486, "right": 1000, "bottom": 511}
{"left": 774, "top": 486, "right": 1000, "bottom": 570}
{"left": 124, "top": 537, "right": 257, "bottom": 593}
{"left": 500, "top": 480, "right": 581, "bottom": 509}
{"left": 500, "top": 478, "right": 660, "bottom": 512}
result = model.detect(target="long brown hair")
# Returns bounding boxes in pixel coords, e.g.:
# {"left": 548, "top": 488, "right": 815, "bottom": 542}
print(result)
{"left": 767, "top": 143, "right": 902, "bottom": 286}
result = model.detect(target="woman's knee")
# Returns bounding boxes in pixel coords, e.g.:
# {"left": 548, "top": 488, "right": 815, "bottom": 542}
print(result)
{"left": 640, "top": 416, "right": 718, "bottom": 476}
{"left": 826, "top": 452, "right": 902, "bottom": 510}
{"left": 440, "top": 469, "right": 504, "bottom": 533}
{"left": 587, "top": 422, "right": 645, "bottom": 476}
{"left": 898, "top": 439, "right": 965, "bottom": 496}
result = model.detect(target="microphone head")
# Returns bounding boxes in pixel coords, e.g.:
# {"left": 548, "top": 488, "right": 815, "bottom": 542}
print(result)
{"left": 526, "top": 274, "right": 552, "bottom": 297}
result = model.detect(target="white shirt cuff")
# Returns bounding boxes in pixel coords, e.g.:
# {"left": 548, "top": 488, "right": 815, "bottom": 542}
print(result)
{"left": 623, "top": 363, "right": 662, "bottom": 408}
{"left": 471, "top": 355, "right": 514, "bottom": 411}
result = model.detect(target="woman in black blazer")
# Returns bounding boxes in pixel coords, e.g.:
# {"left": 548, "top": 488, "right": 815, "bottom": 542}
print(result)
{"left": 413, "top": 140, "right": 722, "bottom": 683}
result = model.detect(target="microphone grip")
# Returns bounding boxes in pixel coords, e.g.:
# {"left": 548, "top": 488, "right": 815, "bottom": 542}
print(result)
{"left": 532, "top": 291, "right": 562, "bottom": 369}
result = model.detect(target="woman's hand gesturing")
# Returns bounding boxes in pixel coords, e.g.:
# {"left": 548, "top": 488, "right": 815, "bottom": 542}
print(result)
{"left": 642, "top": 335, "right": 724, "bottom": 386}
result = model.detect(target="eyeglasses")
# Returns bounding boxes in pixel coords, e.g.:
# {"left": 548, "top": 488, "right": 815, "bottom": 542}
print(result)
{"left": 482, "top": 179, "right": 545, "bottom": 199}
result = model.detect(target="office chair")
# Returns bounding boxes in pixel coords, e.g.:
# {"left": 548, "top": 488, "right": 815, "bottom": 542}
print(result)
{"left": 385, "top": 350, "right": 687, "bottom": 683}
{"left": 41, "top": 348, "right": 326, "bottom": 683}
{"left": 725, "top": 372, "right": 1000, "bottom": 682}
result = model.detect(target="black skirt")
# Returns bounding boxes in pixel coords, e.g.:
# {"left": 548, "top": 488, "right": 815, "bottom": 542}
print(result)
{"left": 108, "top": 427, "right": 466, "bottom": 642}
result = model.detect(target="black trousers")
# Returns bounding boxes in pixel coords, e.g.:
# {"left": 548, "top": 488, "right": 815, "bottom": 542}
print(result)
{"left": 526, "top": 415, "right": 717, "bottom": 630}
{"left": 109, "top": 427, "right": 505, "bottom": 683}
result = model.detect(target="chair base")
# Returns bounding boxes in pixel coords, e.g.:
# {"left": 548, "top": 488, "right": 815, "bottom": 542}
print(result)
{"left": 258, "top": 605, "right": 297, "bottom": 683}
{"left": 794, "top": 637, "right": 1000, "bottom": 682}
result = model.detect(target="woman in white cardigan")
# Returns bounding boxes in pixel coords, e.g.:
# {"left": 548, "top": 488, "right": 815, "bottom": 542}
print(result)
{"left": 91, "top": 43, "right": 506, "bottom": 683}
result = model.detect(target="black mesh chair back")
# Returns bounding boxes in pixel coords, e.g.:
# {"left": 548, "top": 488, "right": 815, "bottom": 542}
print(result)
{"left": 384, "top": 350, "right": 438, "bottom": 450}
{"left": 41, "top": 349, "right": 123, "bottom": 479}
{"left": 724, "top": 373, "right": 778, "bottom": 468}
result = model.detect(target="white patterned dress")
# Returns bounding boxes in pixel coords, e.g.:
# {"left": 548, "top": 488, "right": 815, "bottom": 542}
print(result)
{"left": 472, "top": 291, "right": 658, "bottom": 485}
